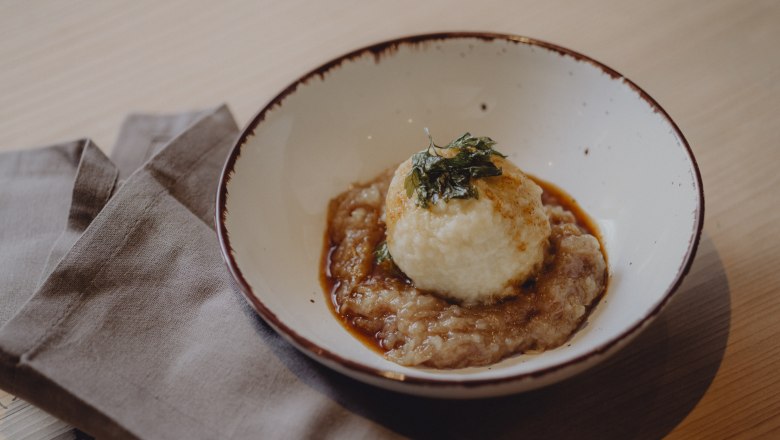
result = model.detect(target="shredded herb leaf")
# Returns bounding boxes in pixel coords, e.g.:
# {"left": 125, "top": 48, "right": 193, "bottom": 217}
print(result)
{"left": 374, "top": 241, "right": 393, "bottom": 264}
{"left": 404, "top": 130, "right": 506, "bottom": 208}
{"left": 374, "top": 241, "right": 406, "bottom": 277}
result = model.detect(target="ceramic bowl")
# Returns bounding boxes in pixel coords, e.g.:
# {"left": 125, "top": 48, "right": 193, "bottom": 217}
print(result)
{"left": 217, "top": 32, "right": 704, "bottom": 398}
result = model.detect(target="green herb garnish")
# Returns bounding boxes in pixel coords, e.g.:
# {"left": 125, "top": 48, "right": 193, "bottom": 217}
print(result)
{"left": 404, "top": 130, "right": 506, "bottom": 208}
{"left": 374, "top": 241, "right": 405, "bottom": 277}
{"left": 374, "top": 241, "right": 392, "bottom": 264}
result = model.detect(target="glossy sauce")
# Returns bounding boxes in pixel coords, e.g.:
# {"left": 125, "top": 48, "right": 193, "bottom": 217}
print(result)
{"left": 320, "top": 171, "right": 608, "bottom": 364}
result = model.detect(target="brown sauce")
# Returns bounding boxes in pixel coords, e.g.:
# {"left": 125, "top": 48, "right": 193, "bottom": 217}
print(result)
{"left": 320, "top": 170, "right": 608, "bottom": 368}
{"left": 531, "top": 174, "right": 606, "bottom": 261}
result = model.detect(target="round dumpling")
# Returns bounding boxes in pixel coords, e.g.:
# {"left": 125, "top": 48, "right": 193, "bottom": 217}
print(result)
{"left": 385, "top": 155, "right": 551, "bottom": 304}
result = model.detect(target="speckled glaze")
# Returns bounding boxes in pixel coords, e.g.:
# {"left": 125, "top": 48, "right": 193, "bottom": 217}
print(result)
{"left": 217, "top": 32, "right": 704, "bottom": 398}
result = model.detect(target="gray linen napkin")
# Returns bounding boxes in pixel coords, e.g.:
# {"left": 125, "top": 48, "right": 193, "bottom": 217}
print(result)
{"left": 0, "top": 106, "right": 397, "bottom": 439}
{"left": 0, "top": 139, "right": 92, "bottom": 327}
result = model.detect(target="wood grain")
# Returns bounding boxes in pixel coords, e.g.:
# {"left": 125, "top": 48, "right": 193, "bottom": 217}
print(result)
{"left": 1, "top": 0, "right": 779, "bottom": 438}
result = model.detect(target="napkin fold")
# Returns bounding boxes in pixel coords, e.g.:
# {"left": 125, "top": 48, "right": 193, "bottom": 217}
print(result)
{"left": 0, "top": 107, "right": 395, "bottom": 439}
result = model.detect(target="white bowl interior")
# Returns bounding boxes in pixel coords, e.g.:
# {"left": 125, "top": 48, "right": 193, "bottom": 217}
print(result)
{"left": 223, "top": 36, "right": 700, "bottom": 387}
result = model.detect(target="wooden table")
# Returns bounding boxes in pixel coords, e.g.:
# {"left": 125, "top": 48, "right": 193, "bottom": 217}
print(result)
{"left": 1, "top": 0, "right": 778, "bottom": 438}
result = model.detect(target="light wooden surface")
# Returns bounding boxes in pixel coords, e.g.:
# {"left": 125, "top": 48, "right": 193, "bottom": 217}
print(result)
{"left": 1, "top": 0, "right": 779, "bottom": 438}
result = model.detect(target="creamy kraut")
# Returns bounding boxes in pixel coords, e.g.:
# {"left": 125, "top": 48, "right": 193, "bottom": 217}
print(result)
{"left": 385, "top": 156, "right": 551, "bottom": 304}
{"left": 322, "top": 134, "right": 607, "bottom": 369}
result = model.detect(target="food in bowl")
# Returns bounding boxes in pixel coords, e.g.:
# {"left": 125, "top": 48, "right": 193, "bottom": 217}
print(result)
{"left": 385, "top": 133, "right": 551, "bottom": 304}
{"left": 321, "top": 132, "right": 608, "bottom": 368}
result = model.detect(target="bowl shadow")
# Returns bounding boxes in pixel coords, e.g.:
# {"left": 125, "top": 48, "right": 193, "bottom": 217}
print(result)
{"left": 267, "top": 231, "right": 729, "bottom": 439}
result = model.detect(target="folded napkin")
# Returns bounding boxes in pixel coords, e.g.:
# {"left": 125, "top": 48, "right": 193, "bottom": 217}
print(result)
{"left": 0, "top": 107, "right": 401, "bottom": 439}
